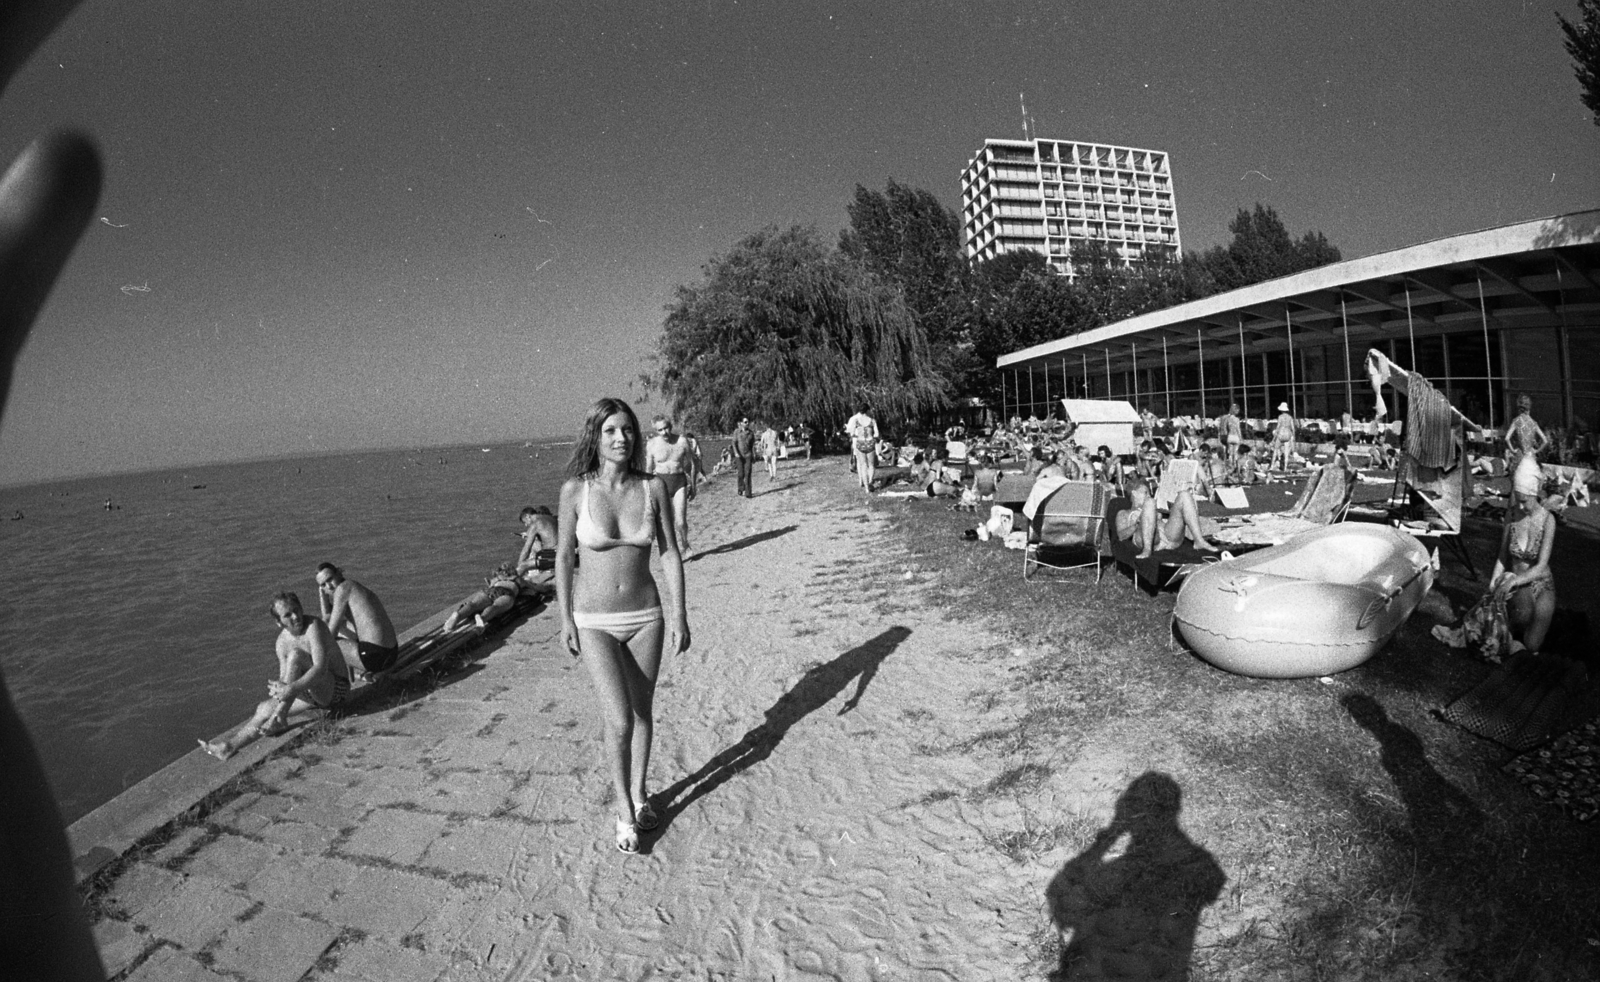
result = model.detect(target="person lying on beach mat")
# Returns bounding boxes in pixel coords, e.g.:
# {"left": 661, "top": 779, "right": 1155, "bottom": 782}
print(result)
{"left": 199, "top": 592, "right": 352, "bottom": 760}
{"left": 442, "top": 562, "right": 527, "bottom": 634}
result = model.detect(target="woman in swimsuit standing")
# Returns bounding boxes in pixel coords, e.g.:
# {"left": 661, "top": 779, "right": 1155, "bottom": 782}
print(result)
{"left": 1490, "top": 455, "right": 1558, "bottom": 653}
{"left": 557, "top": 398, "right": 690, "bottom": 854}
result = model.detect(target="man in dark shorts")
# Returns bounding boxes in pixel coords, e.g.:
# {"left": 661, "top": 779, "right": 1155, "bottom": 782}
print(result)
{"left": 317, "top": 563, "right": 400, "bottom": 677}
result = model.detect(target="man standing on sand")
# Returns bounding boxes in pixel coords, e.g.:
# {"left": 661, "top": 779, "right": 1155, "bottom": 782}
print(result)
{"left": 732, "top": 416, "right": 756, "bottom": 497}
{"left": 759, "top": 420, "right": 781, "bottom": 481}
{"left": 317, "top": 563, "right": 399, "bottom": 677}
{"left": 846, "top": 404, "right": 879, "bottom": 493}
{"left": 199, "top": 592, "right": 350, "bottom": 760}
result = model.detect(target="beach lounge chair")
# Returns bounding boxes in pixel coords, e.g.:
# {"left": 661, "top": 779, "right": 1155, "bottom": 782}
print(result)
{"left": 1022, "top": 479, "right": 1109, "bottom": 581}
{"left": 1099, "top": 496, "right": 1219, "bottom": 591}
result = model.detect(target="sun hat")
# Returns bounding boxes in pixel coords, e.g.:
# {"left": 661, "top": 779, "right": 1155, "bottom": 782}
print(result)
{"left": 1513, "top": 454, "right": 1543, "bottom": 496}
{"left": 1277, "top": 402, "right": 1289, "bottom": 411}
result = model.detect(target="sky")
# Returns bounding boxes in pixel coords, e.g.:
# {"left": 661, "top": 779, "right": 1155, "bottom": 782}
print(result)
{"left": 0, "top": 0, "right": 1595, "bottom": 485}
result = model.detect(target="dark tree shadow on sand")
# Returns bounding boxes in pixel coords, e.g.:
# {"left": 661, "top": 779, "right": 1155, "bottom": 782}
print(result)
{"left": 1045, "top": 773, "right": 1225, "bottom": 981}
{"left": 650, "top": 626, "right": 909, "bottom": 837}
{"left": 687, "top": 524, "right": 797, "bottom": 562}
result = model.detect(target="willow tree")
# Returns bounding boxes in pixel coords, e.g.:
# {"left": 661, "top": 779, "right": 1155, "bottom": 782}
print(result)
{"left": 646, "top": 225, "right": 948, "bottom": 433}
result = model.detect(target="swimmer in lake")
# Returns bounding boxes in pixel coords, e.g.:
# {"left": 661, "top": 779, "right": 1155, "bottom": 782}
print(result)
{"left": 1115, "top": 475, "right": 1217, "bottom": 559}
{"left": 317, "top": 563, "right": 399, "bottom": 677}
{"left": 199, "top": 592, "right": 351, "bottom": 760}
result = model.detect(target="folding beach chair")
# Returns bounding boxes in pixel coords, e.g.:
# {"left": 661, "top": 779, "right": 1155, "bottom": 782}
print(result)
{"left": 1022, "top": 479, "right": 1109, "bottom": 581}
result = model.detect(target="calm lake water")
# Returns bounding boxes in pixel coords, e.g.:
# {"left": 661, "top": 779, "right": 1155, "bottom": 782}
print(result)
{"left": 0, "top": 439, "right": 577, "bottom": 824}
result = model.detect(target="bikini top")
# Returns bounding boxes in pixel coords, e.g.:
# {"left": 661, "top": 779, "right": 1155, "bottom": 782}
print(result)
{"left": 1508, "top": 513, "right": 1546, "bottom": 566}
{"left": 575, "top": 478, "right": 656, "bottom": 550}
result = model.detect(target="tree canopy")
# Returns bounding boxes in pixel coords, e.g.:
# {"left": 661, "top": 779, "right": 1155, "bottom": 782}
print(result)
{"left": 1193, "top": 204, "right": 1342, "bottom": 292}
{"left": 645, "top": 225, "right": 948, "bottom": 433}
{"left": 1559, "top": 0, "right": 1600, "bottom": 125}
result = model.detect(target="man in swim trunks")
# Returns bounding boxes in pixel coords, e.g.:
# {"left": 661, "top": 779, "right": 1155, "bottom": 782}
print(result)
{"left": 645, "top": 415, "right": 695, "bottom": 548}
{"left": 1218, "top": 403, "right": 1243, "bottom": 464}
{"left": 1115, "top": 475, "right": 1218, "bottom": 559}
{"left": 199, "top": 592, "right": 350, "bottom": 760}
{"left": 515, "top": 505, "right": 559, "bottom": 595}
{"left": 317, "top": 563, "right": 399, "bottom": 677}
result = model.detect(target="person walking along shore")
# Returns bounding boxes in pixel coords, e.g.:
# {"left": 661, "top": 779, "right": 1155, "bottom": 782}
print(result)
{"left": 556, "top": 398, "right": 690, "bottom": 854}
{"left": 731, "top": 416, "right": 756, "bottom": 498}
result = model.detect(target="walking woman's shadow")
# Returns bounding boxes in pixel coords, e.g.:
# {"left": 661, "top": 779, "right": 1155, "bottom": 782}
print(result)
{"left": 1045, "top": 773, "right": 1225, "bottom": 981}
{"left": 651, "top": 626, "right": 909, "bottom": 833}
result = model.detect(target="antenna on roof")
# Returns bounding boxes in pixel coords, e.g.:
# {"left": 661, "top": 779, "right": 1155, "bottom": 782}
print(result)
{"left": 1019, "top": 92, "right": 1031, "bottom": 141}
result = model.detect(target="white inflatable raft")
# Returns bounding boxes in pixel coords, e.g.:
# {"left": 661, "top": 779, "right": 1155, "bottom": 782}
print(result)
{"left": 1173, "top": 523, "right": 1434, "bottom": 678}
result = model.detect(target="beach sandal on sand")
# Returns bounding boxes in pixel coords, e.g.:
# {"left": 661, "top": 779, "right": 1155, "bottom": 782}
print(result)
{"left": 634, "top": 801, "right": 660, "bottom": 832}
{"left": 616, "top": 818, "right": 639, "bottom": 854}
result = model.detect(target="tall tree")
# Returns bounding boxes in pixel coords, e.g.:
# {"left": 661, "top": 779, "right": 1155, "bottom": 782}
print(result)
{"left": 1196, "top": 203, "right": 1342, "bottom": 292}
{"left": 1559, "top": 0, "right": 1600, "bottom": 125}
{"left": 839, "top": 180, "right": 980, "bottom": 395}
{"left": 646, "top": 226, "right": 948, "bottom": 433}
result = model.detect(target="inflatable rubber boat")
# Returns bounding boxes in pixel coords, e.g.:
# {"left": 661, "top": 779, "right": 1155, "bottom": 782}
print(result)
{"left": 1173, "top": 523, "right": 1433, "bottom": 678}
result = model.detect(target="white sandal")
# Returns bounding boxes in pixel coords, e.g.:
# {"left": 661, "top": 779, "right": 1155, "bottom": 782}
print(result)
{"left": 615, "top": 818, "right": 639, "bottom": 854}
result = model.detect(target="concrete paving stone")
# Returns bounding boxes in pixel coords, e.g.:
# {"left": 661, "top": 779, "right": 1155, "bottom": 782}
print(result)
{"left": 331, "top": 867, "right": 455, "bottom": 938}
{"left": 242, "top": 852, "right": 361, "bottom": 916}
{"left": 419, "top": 770, "right": 518, "bottom": 816}
{"left": 209, "top": 907, "right": 341, "bottom": 982}
{"left": 419, "top": 820, "right": 527, "bottom": 879}
{"left": 106, "top": 861, "right": 185, "bottom": 918}
{"left": 136, "top": 876, "right": 253, "bottom": 949}
{"left": 181, "top": 833, "right": 281, "bottom": 887}
{"left": 297, "top": 760, "right": 370, "bottom": 788}
{"left": 284, "top": 793, "right": 367, "bottom": 831}
{"left": 206, "top": 792, "right": 274, "bottom": 835}
{"left": 336, "top": 735, "right": 439, "bottom": 763}
{"left": 414, "top": 882, "right": 498, "bottom": 949}
{"left": 338, "top": 808, "right": 450, "bottom": 865}
{"left": 124, "top": 945, "right": 230, "bottom": 982}
{"left": 331, "top": 936, "right": 452, "bottom": 982}
{"left": 251, "top": 756, "right": 306, "bottom": 789}
{"left": 148, "top": 825, "right": 210, "bottom": 866}
{"left": 257, "top": 818, "right": 341, "bottom": 855}
{"left": 92, "top": 916, "right": 151, "bottom": 977}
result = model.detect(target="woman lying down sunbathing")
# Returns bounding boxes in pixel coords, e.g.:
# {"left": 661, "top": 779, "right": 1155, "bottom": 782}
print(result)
{"left": 1114, "top": 475, "right": 1218, "bottom": 559}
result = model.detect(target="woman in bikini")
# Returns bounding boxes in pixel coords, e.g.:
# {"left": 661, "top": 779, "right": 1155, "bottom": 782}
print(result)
{"left": 1490, "top": 456, "right": 1558, "bottom": 653}
{"left": 557, "top": 398, "right": 690, "bottom": 854}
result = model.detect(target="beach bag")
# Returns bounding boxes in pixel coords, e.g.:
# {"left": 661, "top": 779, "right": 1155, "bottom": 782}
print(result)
{"left": 1462, "top": 588, "right": 1512, "bottom": 664}
{"left": 985, "top": 505, "right": 1014, "bottom": 538}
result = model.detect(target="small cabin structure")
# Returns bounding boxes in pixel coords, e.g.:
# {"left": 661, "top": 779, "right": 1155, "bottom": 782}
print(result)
{"left": 1059, "top": 399, "right": 1142, "bottom": 456}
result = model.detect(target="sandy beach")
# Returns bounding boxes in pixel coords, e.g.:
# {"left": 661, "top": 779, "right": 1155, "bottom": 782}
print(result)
{"left": 89, "top": 458, "right": 1081, "bottom": 980}
{"left": 81, "top": 453, "right": 1600, "bottom": 981}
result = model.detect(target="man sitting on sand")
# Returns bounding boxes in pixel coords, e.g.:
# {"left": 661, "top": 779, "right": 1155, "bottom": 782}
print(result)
{"left": 1115, "top": 475, "right": 1218, "bottom": 559}
{"left": 199, "top": 593, "right": 350, "bottom": 760}
{"left": 317, "top": 563, "right": 399, "bottom": 677}
{"left": 515, "top": 505, "right": 559, "bottom": 595}
{"left": 441, "top": 562, "right": 523, "bottom": 633}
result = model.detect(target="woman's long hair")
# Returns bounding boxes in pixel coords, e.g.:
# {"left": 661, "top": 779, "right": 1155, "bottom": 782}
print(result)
{"left": 566, "top": 397, "right": 646, "bottom": 478}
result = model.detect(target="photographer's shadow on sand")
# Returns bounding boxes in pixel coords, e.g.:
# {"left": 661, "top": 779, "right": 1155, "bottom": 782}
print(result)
{"left": 649, "top": 625, "right": 909, "bottom": 842}
{"left": 1045, "top": 772, "right": 1225, "bottom": 981}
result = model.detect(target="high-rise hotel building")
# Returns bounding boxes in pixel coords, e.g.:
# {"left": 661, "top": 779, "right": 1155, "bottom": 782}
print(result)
{"left": 960, "top": 138, "right": 1181, "bottom": 275}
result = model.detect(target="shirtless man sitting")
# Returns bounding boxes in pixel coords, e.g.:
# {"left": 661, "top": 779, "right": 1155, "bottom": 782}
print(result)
{"left": 515, "top": 505, "right": 559, "bottom": 595}
{"left": 1115, "top": 475, "right": 1218, "bottom": 559}
{"left": 199, "top": 592, "right": 350, "bottom": 760}
{"left": 317, "top": 563, "right": 399, "bottom": 677}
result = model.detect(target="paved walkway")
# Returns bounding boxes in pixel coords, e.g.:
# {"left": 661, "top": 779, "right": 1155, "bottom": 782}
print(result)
{"left": 90, "top": 460, "right": 1050, "bottom": 981}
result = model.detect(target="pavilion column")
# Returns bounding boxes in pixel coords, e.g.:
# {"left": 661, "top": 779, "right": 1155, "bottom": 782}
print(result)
{"left": 1238, "top": 316, "right": 1248, "bottom": 419}
{"left": 1197, "top": 327, "right": 1207, "bottom": 420}
{"left": 1284, "top": 305, "right": 1297, "bottom": 419}
{"left": 1162, "top": 335, "right": 1172, "bottom": 418}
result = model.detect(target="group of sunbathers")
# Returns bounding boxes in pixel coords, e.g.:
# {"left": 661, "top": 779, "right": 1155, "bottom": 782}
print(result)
{"left": 199, "top": 505, "right": 559, "bottom": 761}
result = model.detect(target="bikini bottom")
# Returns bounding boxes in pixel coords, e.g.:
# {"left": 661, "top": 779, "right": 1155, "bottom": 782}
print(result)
{"left": 573, "top": 606, "right": 663, "bottom": 644}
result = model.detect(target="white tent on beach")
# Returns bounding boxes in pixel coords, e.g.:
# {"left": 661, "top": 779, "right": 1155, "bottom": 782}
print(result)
{"left": 1059, "top": 399, "right": 1142, "bottom": 455}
